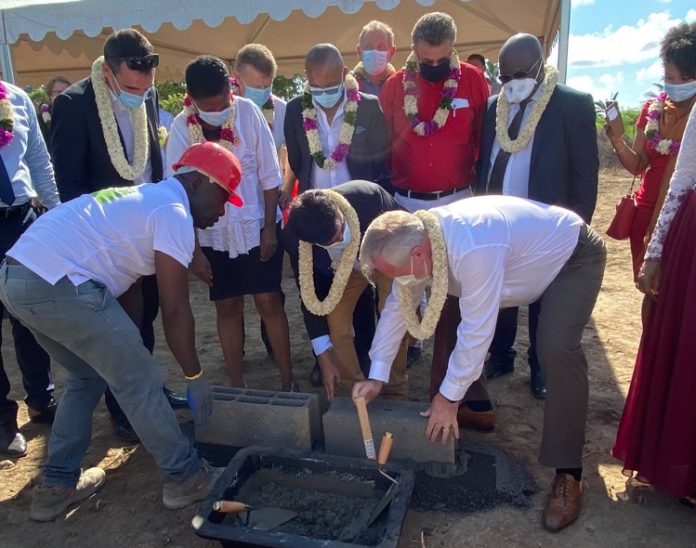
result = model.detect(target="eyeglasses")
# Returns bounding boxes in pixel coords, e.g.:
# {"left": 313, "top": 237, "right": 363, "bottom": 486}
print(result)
{"left": 498, "top": 59, "right": 541, "bottom": 84}
{"left": 107, "top": 53, "right": 159, "bottom": 71}
{"left": 309, "top": 85, "right": 341, "bottom": 97}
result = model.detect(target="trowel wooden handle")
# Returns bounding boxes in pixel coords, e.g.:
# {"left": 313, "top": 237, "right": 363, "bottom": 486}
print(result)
{"left": 378, "top": 432, "right": 393, "bottom": 466}
{"left": 355, "top": 397, "right": 377, "bottom": 460}
{"left": 212, "top": 500, "right": 250, "bottom": 513}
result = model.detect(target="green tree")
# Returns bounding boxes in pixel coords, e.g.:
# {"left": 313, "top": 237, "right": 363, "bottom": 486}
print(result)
{"left": 273, "top": 74, "right": 304, "bottom": 101}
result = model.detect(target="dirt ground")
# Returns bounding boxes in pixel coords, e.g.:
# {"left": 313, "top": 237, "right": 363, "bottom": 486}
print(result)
{"left": 1, "top": 170, "right": 696, "bottom": 548}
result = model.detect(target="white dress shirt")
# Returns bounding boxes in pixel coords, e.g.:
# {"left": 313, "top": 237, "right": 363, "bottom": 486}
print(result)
{"left": 165, "top": 96, "right": 281, "bottom": 258}
{"left": 0, "top": 82, "right": 59, "bottom": 208}
{"left": 270, "top": 95, "right": 287, "bottom": 153}
{"left": 109, "top": 89, "right": 153, "bottom": 187}
{"left": 487, "top": 84, "right": 546, "bottom": 198}
{"left": 309, "top": 91, "right": 352, "bottom": 190}
{"left": 368, "top": 195, "right": 583, "bottom": 401}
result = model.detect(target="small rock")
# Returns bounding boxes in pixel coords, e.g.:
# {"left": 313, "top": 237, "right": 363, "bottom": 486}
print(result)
{"left": 0, "top": 459, "right": 15, "bottom": 470}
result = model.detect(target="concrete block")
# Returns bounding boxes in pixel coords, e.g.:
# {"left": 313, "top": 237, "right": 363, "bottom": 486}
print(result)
{"left": 323, "top": 397, "right": 455, "bottom": 464}
{"left": 195, "top": 386, "right": 321, "bottom": 450}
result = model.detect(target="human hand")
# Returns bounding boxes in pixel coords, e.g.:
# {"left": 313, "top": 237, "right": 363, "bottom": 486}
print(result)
{"left": 420, "top": 393, "right": 460, "bottom": 444}
{"left": 186, "top": 376, "right": 213, "bottom": 427}
{"left": 191, "top": 247, "right": 213, "bottom": 287}
{"left": 260, "top": 226, "right": 278, "bottom": 262}
{"left": 317, "top": 350, "right": 342, "bottom": 401}
{"left": 636, "top": 259, "right": 660, "bottom": 299}
{"left": 352, "top": 379, "right": 383, "bottom": 405}
{"left": 278, "top": 187, "right": 292, "bottom": 209}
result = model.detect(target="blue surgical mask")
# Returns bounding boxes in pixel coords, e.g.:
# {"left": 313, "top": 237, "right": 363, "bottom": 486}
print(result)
{"left": 194, "top": 102, "right": 232, "bottom": 127}
{"left": 362, "top": 49, "right": 389, "bottom": 76}
{"left": 109, "top": 76, "right": 146, "bottom": 110}
{"left": 664, "top": 80, "right": 696, "bottom": 103}
{"left": 244, "top": 85, "right": 272, "bottom": 108}
{"left": 311, "top": 84, "right": 344, "bottom": 109}
{"left": 319, "top": 222, "right": 352, "bottom": 251}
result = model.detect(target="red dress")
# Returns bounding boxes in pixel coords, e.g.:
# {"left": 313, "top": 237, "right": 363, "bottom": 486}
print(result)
{"left": 613, "top": 190, "right": 696, "bottom": 498}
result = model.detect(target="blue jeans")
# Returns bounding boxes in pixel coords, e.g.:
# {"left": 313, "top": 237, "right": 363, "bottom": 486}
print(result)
{"left": 0, "top": 262, "right": 201, "bottom": 487}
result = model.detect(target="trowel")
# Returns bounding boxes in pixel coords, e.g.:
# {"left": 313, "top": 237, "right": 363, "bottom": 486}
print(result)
{"left": 213, "top": 499, "right": 298, "bottom": 531}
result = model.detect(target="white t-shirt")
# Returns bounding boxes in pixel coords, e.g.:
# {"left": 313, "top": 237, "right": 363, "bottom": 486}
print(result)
{"left": 9, "top": 178, "right": 195, "bottom": 297}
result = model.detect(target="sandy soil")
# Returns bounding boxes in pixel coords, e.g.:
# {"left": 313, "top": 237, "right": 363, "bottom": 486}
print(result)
{"left": 1, "top": 170, "right": 695, "bottom": 547}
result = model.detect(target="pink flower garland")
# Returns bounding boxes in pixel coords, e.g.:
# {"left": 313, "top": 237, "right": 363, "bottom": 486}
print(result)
{"left": 0, "top": 82, "right": 15, "bottom": 148}
{"left": 645, "top": 92, "right": 681, "bottom": 156}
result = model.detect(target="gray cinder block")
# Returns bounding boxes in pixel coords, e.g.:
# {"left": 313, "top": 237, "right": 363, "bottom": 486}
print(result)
{"left": 195, "top": 386, "right": 321, "bottom": 450}
{"left": 322, "top": 397, "right": 456, "bottom": 464}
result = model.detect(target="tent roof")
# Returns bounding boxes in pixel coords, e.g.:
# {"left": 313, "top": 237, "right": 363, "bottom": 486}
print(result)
{"left": 4, "top": 0, "right": 561, "bottom": 87}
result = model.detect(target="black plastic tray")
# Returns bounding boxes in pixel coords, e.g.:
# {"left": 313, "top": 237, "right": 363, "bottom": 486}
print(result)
{"left": 192, "top": 446, "right": 415, "bottom": 548}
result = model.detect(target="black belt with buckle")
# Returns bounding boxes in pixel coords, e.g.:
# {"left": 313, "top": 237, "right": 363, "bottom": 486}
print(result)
{"left": 0, "top": 202, "right": 31, "bottom": 220}
{"left": 395, "top": 187, "right": 467, "bottom": 201}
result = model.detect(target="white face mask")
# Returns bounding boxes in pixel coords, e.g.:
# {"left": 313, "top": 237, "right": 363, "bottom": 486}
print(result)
{"left": 394, "top": 255, "right": 432, "bottom": 288}
{"left": 503, "top": 78, "right": 537, "bottom": 104}
{"left": 194, "top": 101, "right": 232, "bottom": 127}
{"left": 664, "top": 80, "right": 696, "bottom": 103}
{"left": 319, "top": 222, "right": 352, "bottom": 251}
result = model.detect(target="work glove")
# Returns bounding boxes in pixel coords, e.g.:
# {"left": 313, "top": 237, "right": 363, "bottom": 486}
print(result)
{"left": 186, "top": 376, "right": 213, "bottom": 426}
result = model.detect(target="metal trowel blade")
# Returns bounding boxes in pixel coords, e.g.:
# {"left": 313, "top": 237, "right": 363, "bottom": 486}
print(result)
{"left": 248, "top": 507, "right": 298, "bottom": 531}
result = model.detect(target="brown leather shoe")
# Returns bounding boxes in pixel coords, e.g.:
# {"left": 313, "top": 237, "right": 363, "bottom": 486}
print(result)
{"left": 543, "top": 473, "right": 583, "bottom": 532}
{"left": 457, "top": 405, "right": 495, "bottom": 432}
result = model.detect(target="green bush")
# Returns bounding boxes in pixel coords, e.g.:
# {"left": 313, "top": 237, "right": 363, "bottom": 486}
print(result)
{"left": 595, "top": 107, "right": 640, "bottom": 145}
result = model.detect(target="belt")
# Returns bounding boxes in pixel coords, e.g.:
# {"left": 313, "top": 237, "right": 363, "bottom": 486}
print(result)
{"left": 395, "top": 187, "right": 466, "bottom": 201}
{"left": 0, "top": 202, "right": 31, "bottom": 220}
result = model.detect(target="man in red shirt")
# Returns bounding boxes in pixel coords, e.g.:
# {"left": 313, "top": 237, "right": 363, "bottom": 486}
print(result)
{"left": 381, "top": 11, "right": 488, "bottom": 209}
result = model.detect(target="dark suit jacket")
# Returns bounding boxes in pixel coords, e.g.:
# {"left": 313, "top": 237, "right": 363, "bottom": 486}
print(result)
{"left": 475, "top": 84, "right": 598, "bottom": 223}
{"left": 282, "top": 180, "right": 402, "bottom": 341}
{"left": 284, "top": 92, "right": 391, "bottom": 194}
{"left": 51, "top": 77, "right": 163, "bottom": 202}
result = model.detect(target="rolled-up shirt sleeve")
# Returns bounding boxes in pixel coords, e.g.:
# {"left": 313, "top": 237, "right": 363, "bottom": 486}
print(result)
{"left": 440, "top": 246, "right": 507, "bottom": 401}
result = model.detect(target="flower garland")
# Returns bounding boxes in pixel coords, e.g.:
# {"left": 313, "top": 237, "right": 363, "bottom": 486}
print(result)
{"left": 157, "top": 126, "right": 168, "bottom": 147}
{"left": 353, "top": 61, "right": 396, "bottom": 87}
{"left": 229, "top": 76, "right": 274, "bottom": 127}
{"left": 0, "top": 82, "right": 14, "bottom": 148}
{"left": 91, "top": 57, "right": 149, "bottom": 180}
{"left": 39, "top": 104, "right": 51, "bottom": 126}
{"left": 182, "top": 93, "right": 239, "bottom": 149}
{"left": 402, "top": 51, "right": 460, "bottom": 136}
{"left": 495, "top": 64, "right": 558, "bottom": 153}
{"left": 645, "top": 92, "right": 681, "bottom": 156}
{"left": 298, "top": 190, "right": 361, "bottom": 316}
{"left": 395, "top": 211, "right": 448, "bottom": 340}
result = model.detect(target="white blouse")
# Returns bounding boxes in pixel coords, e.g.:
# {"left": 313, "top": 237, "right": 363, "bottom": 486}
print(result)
{"left": 645, "top": 103, "right": 696, "bottom": 260}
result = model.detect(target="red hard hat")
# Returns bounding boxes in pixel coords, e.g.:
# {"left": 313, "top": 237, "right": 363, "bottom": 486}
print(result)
{"left": 172, "top": 142, "right": 243, "bottom": 206}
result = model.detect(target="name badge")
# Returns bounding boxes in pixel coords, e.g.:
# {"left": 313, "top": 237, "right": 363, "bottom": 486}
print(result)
{"left": 451, "top": 98, "right": 469, "bottom": 110}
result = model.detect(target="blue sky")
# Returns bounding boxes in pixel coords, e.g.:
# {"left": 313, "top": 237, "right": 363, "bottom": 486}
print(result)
{"left": 549, "top": 0, "right": 696, "bottom": 109}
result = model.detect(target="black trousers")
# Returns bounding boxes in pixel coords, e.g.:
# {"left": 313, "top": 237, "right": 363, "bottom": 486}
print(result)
{"left": 104, "top": 275, "right": 159, "bottom": 421}
{"left": 0, "top": 205, "right": 53, "bottom": 430}
{"left": 489, "top": 301, "right": 541, "bottom": 370}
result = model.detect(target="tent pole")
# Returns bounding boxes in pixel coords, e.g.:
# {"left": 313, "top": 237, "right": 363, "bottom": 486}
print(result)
{"left": 0, "top": 11, "right": 15, "bottom": 85}
{"left": 557, "top": 0, "right": 570, "bottom": 84}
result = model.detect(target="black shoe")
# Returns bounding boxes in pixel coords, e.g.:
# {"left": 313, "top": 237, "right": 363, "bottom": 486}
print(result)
{"left": 530, "top": 369, "right": 547, "bottom": 399}
{"left": 27, "top": 398, "right": 58, "bottom": 424}
{"left": 163, "top": 386, "right": 188, "bottom": 409}
{"left": 309, "top": 362, "right": 323, "bottom": 388}
{"left": 406, "top": 347, "right": 422, "bottom": 369}
{"left": 0, "top": 428, "right": 27, "bottom": 457}
{"left": 484, "top": 350, "right": 516, "bottom": 379}
{"left": 112, "top": 417, "right": 139, "bottom": 443}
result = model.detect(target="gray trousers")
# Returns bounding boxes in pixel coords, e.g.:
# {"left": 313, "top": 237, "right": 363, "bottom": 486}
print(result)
{"left": 536, "top": 224, "right": 606, "bottom": 468}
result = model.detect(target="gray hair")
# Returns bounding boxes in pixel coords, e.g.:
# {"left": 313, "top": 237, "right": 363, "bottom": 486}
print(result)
{"left": 412, "top": 12, "right": 457, "bottom": 46}
{"left": 359, "top": 211, "right": 427, "bottom": 280}
{"left": 358, "top": 20, "right": 395, "bottom": 47}
{"left": 305, "top": 43, "right": 344, "bottom": 71}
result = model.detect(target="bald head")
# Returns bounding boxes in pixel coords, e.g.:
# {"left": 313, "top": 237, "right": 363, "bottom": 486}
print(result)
{"left": 499, "top": 33, "right": 543, "bottom": 80}
{"left": 305, "top": 43, "right": 347, "bottom": 90}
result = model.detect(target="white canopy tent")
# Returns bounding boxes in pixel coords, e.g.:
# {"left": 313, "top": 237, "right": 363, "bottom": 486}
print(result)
{"left": 0, "top": 0, "right": 571, "bottom": 88}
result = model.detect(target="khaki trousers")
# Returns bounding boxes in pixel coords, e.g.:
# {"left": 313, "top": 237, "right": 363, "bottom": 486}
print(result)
{"left": 328, "top": 270, "right": 408, "bottom": 397}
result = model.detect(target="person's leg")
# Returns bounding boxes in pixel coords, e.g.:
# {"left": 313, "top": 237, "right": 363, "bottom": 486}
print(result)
{"left": 374, "top": 272, "right": 408, "bottom": 398}
{"left": 0, "top": 306, "right": 23, "bottom": 455}
{"left": 527, "top": 300, "right": 546, "bottom": 398}
{"left": 214, "top": 296, "right": 246, "bottom": 387}
{"left": 260, "top": 290, "right": 285, "bottom": 357}
{"left": 252, "top": 291, "right": 294, "bottom": 389}
{"left": 484, "top": 307, "right": 518, "bottom": 378}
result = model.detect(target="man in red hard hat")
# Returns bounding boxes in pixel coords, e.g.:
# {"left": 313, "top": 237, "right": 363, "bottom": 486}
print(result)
{"left": 0, "top": 142, "right": 242, "bottom": 522}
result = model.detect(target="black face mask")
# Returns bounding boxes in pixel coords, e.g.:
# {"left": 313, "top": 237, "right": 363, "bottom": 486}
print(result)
{"left": 419, "top": 61, "right": 450, "bottom": 83}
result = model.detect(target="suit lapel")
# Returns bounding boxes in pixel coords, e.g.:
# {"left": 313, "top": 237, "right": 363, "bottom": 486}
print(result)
{"left": 529, "top": 88, "right": 558, "bottom": 169}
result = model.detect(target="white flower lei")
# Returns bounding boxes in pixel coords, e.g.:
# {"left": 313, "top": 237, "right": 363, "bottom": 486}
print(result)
{"left": 396, "top": 210, "right": 448, "bottom": 340}
{"left": 495, "top": 65, "right": 558, "bottom": 153}
{"left": 90, "top": 56, "right": 149, "bottom": 180}
{"left": 298, "top": 190, "right": 361, "bottom": 316}
{"left": 302, "top": 73, "right": 360, "bottom": 170}
{"left": 182, "top": 93, "right": 238, "bottom": 150}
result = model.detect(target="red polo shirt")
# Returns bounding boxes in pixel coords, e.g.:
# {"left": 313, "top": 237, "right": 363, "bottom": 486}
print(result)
{"left": 381, "top": 62, "right": 488, "bottom": 192}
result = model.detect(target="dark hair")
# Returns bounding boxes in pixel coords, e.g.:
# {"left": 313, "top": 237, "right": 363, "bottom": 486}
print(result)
{"left": 467, "top": 54, "right": 485, "bottom": 66}
{"left": 46, "top": 76, "right": 70, "bottom": 94}
{"left": 286, "top": 191, "right": 341, "bottom": 245}
{"left": 186, "top": 55, "right": 230, "bottom": 99}
{"left": 660, "top": 22, "right": 696, "bottom": 80}
{"left": 103, "top": 29, "right": 154, "bottom": 73}
{"left": 305, "top": 43, "right": 344, "bottom": 71}
{"left": 235, "top": 44, "right": 277, "bottom": 77}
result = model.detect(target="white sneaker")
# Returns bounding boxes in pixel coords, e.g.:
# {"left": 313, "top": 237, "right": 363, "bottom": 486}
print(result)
{"left": 31, "top": 467, "right": 106, "bottom": 522}
{"left": 162, "top": 460, "right": 224, "bottom": 510}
